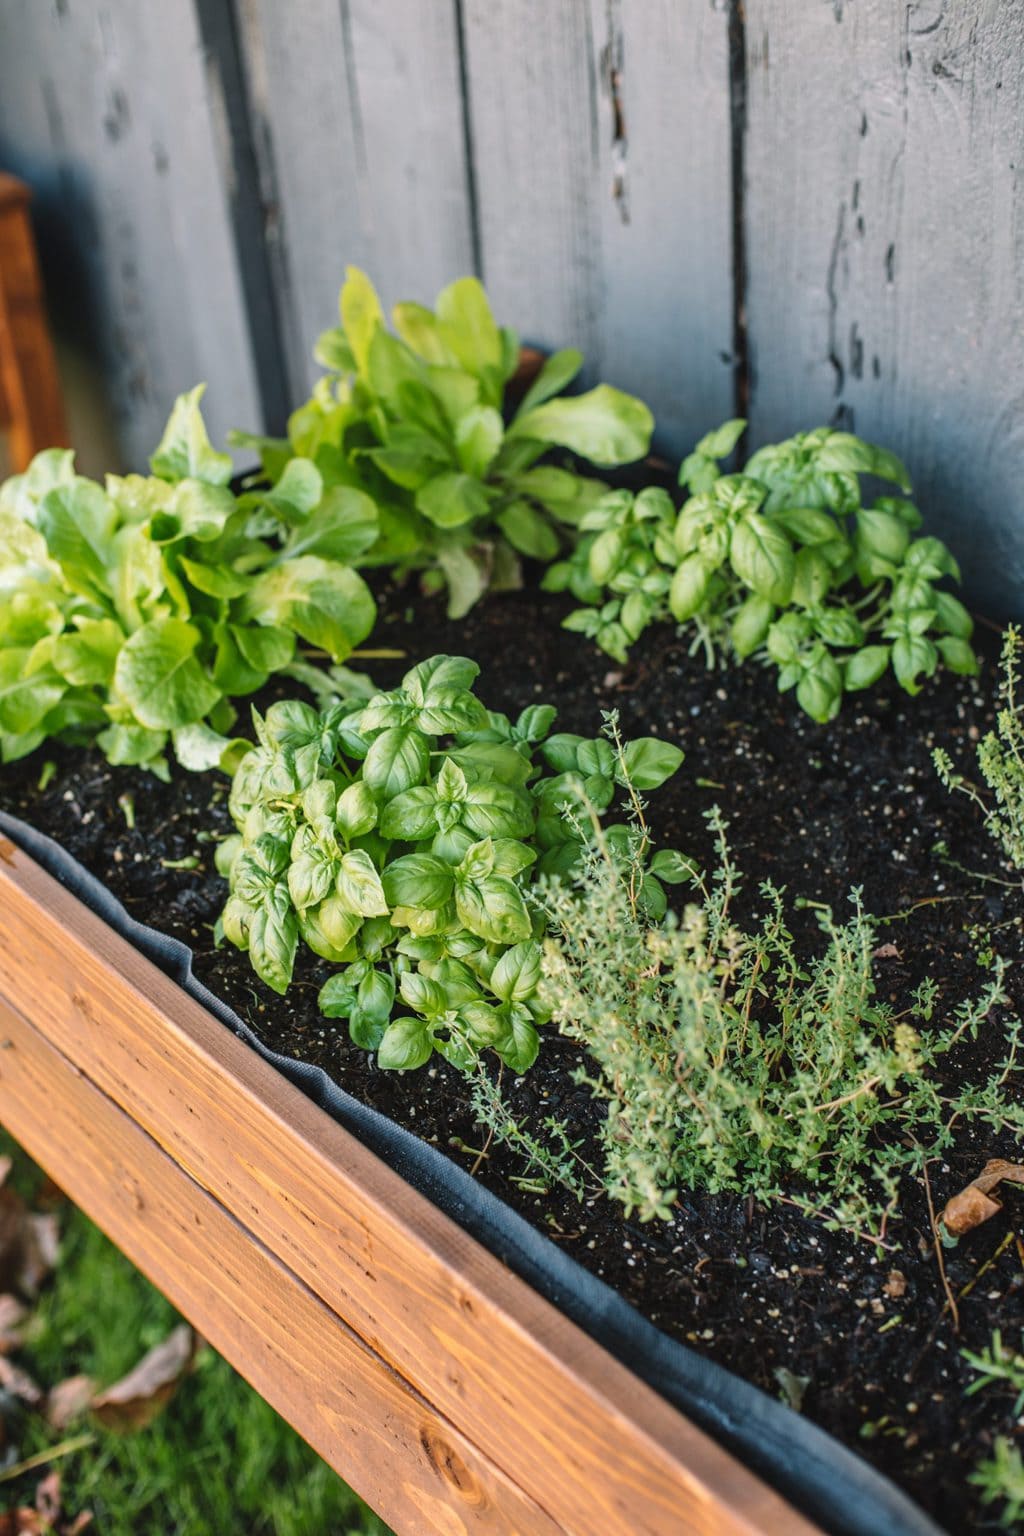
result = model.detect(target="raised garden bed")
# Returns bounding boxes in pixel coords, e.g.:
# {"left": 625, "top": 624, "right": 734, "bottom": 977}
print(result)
{"left": 1, "top": 577, "right": 1020, "bottom": 1535}
{"left": 0, "top": 815, "right": 821, "bottom": 1536}
{"left": 0, "top": 274, "right": 1020, "bottom": 1534}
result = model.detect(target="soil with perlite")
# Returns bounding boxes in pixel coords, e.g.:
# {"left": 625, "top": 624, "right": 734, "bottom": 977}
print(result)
{"left": 2, "top": 580, "right": 1022, "bottom": 1534}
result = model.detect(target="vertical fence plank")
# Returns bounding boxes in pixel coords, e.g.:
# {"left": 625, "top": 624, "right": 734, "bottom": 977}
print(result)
{"left": 0, "top": 0, "right": 262, "bottom": 468}
{"left": 460, "top": 0, "right": 735, "bottom": 457}
{"left": 591, "top": 0, "right": 735, "bottom": 454}
{"left": 235, "top": 0, "right": 474, "bottom": 400}
{"left": 744, "top": 0, "right": 1024, "bottom": 616}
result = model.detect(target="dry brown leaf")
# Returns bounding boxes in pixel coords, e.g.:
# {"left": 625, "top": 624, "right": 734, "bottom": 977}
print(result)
{"left": 872, "top": 942, "right": 902, "bottom": 960}
{"left": 883, "top": 1269, "right": 907, "bottom": 1299}
{"left": 0, "top": 1186, "right": 60, "bottom": 1300}
{"left": 940, "top": 1159, "right": 1024, "bottom": 1238}
{"left": 0, "top": 1353, "right": 43, "bottom": 1406}
{"left": 46, "top": 1375, "right": 95, "bottom": 1432}
{"left": 34, "top": 1472, "right": 60, "bottom": 1527}
{"left": 0, "top": 1295, "right": 28, "bottom": 1353}
{"left": 21, "top": 1216, "right": 59, "bottom": 1298}
{"left": 90, "top": 1324, "right": 195, "bottom": 1432}
{"left": 0, "top": 1511, "right": 38, "bottom": 1535}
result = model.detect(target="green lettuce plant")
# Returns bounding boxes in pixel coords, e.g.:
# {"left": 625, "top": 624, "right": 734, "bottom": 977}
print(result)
{"left": 0, "top": 387, "right": 378, "bottom": 776}
{"left": 216, "top": 657, "right": 683, "bottom": 1073}
{"left": 544, "top": 421, "right": 977, "bottom": 721}
{"left": 233, "top": 268, "right": 654, "bottom": 618}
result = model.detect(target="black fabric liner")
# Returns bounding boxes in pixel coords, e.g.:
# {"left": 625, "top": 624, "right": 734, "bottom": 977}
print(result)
{"left": 0, "top": 809, "right": 944, "bottom": 1536}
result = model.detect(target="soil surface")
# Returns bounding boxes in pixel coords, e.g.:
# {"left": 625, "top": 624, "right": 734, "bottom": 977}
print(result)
{"left": 2, "top": 580, "right": 1022, "bottom": 1534}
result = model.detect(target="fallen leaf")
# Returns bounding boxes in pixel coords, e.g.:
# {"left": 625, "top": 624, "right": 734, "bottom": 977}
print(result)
{"left": 34, "top": 1471, "right": 60, "bottom": 1526}
{"left": 883, "top": 1269, "right": 907, "bottom": 1299}
{"left": 940, "top": 1159, "right": 1024, "bottom": 1239}
{"left": 0, "top": 1184, "right": 60, "bottom": 1300}
{"left": 91, "top": 1325, "right": 195, "bottom": 1432}
{"left": 0, "top": 1354, "right": 43, "bottom": 1406}
{"left": 0, "top": 1295, "right": 28, "bottom": 1353}
{"left": 46, "top": 1376, "right": 95, "bottom": 1432}
{"left": 872, "top": 942, "right": 902, "bottom": 960}
{"left": 21, "top": 1216, "right": 59, "bottom": 1298}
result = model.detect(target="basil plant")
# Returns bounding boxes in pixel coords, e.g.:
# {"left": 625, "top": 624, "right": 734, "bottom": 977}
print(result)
{"left": 545, "top": 421, "right": 977, "bottom": 722}
{"left": 233, "top": 268, "right": 653, "bottom": 619}
{"left": 0, "top": 387, "right": 377, "bottom": 775}
{"left": 217, "top": 655, "right": 684, "bottom": 1073}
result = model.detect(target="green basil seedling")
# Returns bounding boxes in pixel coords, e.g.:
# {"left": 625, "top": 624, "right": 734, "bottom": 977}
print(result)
{"left": 218, "top": 656, "right": 685, "bottom": 1076}
{"left": 552, "top": 423, "right": 976, "bottom": 721}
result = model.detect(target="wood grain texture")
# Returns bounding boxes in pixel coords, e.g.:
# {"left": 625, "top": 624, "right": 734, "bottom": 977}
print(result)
{"left": 234, "top": 0, "right": 474, "bottom": 399}
{"left": 0, "top": 993, "right": 561, "bottom": 1536}
{"left": 743, "top": 0, "right": 1024, "bottom": 618}
{"left": 0, "top": 174, "right": 68, "bottom": 465}
{"left": 0, "top": 843, "right": 819, "bottom": 1536}
{"left": 459, "top": 0, "right": 734, "bottom": 455}
{"left": 0, "top": 0, "right": 262, "bottom": 467}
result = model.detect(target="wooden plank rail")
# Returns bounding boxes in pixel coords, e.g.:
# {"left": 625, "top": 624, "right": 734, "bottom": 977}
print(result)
{"left": 0, "top": 840, "right": 820, "bottom": 1535}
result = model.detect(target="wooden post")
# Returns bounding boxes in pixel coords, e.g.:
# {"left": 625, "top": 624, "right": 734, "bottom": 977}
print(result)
{"left": 0, "top": 174, "right": 67, "bottom": 469}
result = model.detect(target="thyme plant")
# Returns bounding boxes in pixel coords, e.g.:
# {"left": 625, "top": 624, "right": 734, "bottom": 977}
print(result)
{"left": 528, "top": 809, "right": 1023, "bottom": 1232}
{"left": 935, "top": 625, "right": 1024, "bottom": 872}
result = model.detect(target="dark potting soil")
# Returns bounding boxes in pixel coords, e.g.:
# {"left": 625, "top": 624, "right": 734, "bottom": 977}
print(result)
{"left": 2, "top": 582, "right": 1022, "bottom": 1534}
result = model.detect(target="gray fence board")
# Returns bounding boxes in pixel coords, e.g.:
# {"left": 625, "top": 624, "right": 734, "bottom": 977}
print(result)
{"left": 1, "top": 0, "right": 1021, "bottom": 614}
{"left": 744, "top": 0, "right": 1024, "bottom": 616}
{"left": 0, "top": 0, "right": 261, "bottom": 468}
{"left": 235, "top": 0, "right": 474, "bottom": 400}
{"left": 460, "top": 0, "right": 734, "bottom": 457}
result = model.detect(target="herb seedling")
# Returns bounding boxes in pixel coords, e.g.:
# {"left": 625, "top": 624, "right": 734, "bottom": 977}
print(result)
{"left": 217, "top": 656, "right": 684, "bottom": 1074}
{"left": 534, "top": 804, "right": 1024, "bottom": 1230}
{"left": 546, "top": 422, "right": 976, "bottom": 721}
{"left": 0, "top": 387, "right": 377, "bottom": 776}
{"left": 935, "top": 625, "right": 1024, "bottom": 873}
{"left": 233, "top": 268, "right": 653, "bottom": 618}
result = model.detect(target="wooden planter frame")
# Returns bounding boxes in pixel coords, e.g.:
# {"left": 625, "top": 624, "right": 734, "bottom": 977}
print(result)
{"left": 0, "top": 836, "right": 821, "bottom": 1536}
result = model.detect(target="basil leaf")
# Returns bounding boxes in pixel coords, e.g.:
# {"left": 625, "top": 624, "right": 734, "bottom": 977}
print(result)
{"left": 249, "top": 885, "right": 298, "bottom": 995}
{"left": 337, "top": 849, "right": 389, "bottom": 916}
{"left": 363, "top": 726, "right": 430, "bottom": 798}
{"left": 619, "top": 738, "right": 684, "bottom": 791}
{"left": 382, "top": 853, "right": 454, "bottom": 911}
{"left": 336, "top": 780, "right": 378, "bottom": 838}
{"left": 379, "top": 785, "right": 439, "bottom": 841}
{"left": 490, "top": 940, "right": 542, "bottom": 1003}
{"left": 455, "top": 875, "right": 531, "bottom": 945}
{"left": 378, "top": 1016, "right": 434, "bottom": 1071}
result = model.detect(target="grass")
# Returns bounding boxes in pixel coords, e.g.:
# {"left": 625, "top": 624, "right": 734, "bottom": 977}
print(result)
{"left": 1, "top": 1134, "right": 391, "bottom": 1536}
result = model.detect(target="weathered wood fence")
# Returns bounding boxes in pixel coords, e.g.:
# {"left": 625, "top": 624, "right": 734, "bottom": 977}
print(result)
{"left": 0, "top": 0, "right": 1021, "bottom": 613}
